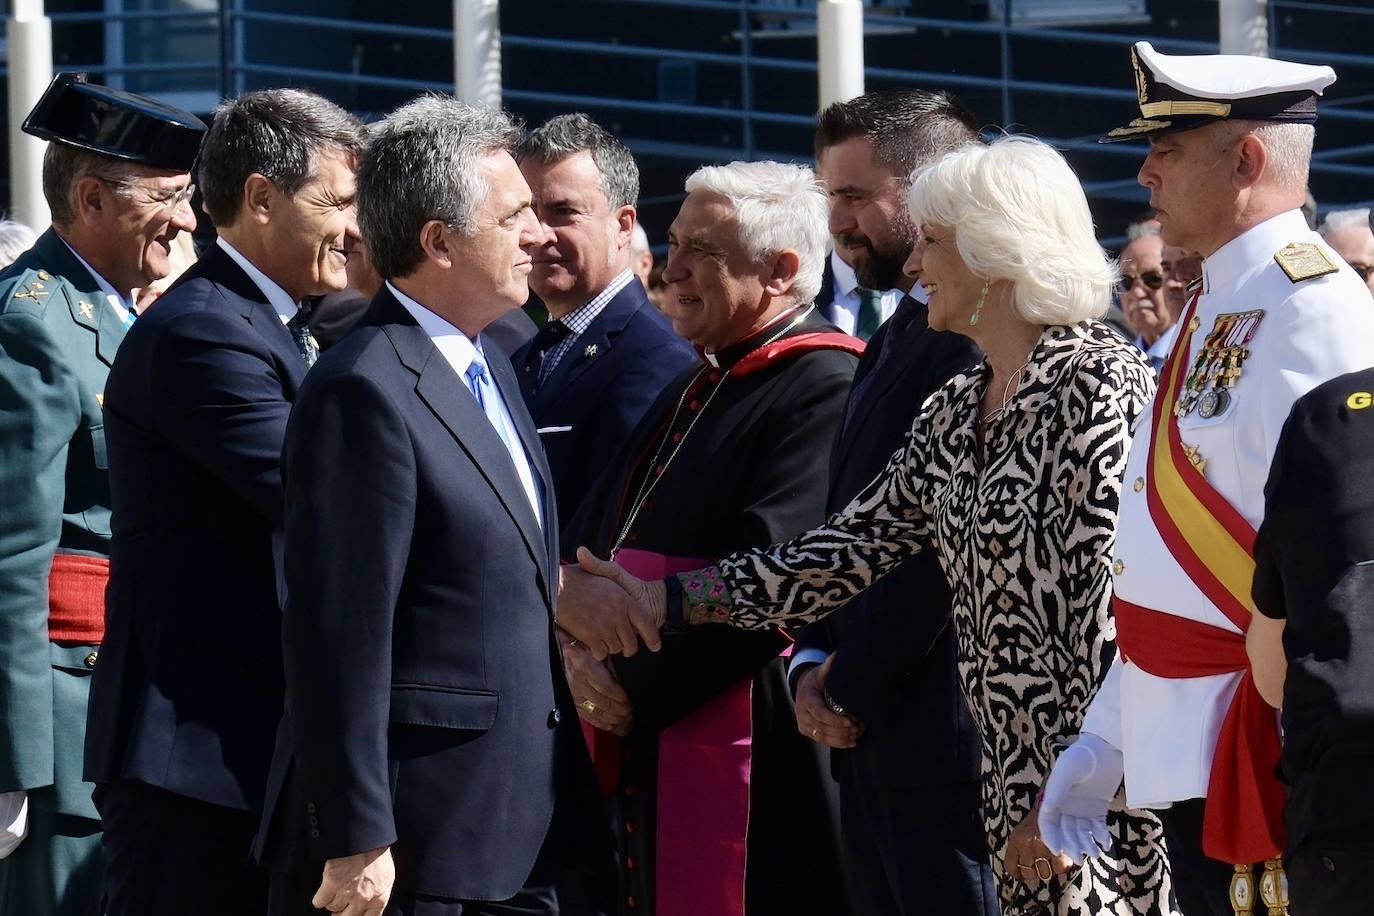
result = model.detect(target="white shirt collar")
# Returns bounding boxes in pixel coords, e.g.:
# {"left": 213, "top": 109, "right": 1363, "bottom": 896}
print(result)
{"left": 1201, "top": 209, "right": 1312, "bottom": 295}
{"left": 386, "top": 281, "right": 481, "bottom": 378}
{"left": 830, "top": 249, "right": 861, "bottom": 298}
{"left": 217, "top": 237, "right": 299, "bottom": 324}
{"left": 57, "top": 235, "right": 132, "bottom": 321}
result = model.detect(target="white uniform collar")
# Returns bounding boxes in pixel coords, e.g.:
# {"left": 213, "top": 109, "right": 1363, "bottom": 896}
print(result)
{"left": 1201, "top": 209, "right": 1310, "bottom": 295}
{"left": 56, "top": 234, "right": 133, "bottom": 321}
{"left": 217, "top": 237, "right": 299, "bottom": 324}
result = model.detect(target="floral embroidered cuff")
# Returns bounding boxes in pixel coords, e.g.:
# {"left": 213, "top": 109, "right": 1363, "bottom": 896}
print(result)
{"left": 677, "top": 567, "right": 733, "bottom": 625}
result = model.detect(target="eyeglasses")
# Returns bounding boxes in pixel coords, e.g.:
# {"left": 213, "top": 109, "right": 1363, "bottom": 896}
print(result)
{"left": 1118, "top": 269, "right": 1165, "bottom": 292}
{"left": 101, "top": 177, "right": 196, "bottom": 212}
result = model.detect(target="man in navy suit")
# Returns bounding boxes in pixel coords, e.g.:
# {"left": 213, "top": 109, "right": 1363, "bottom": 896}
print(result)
{"left": 514, "top": 114, "right": 693, "bottom": 524}
{"left": 788, "top": 89, "right": 997, "bottom": 915}
{"left": 257, "top": 97, "right": 607, "bottom": 916}
{"left": 86, "top": 89, "right": 362, "bottom": 916}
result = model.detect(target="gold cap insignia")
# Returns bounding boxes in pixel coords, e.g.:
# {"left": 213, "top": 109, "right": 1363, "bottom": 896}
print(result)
{"left": 1132, "top": 46, "right": 1148, "bottom": 106}
{"left": 1107, "top": 117, "right": 1173, "bottom": 138}
{"left": 1274, "top": 242, "right": 1338, "bottom": 283}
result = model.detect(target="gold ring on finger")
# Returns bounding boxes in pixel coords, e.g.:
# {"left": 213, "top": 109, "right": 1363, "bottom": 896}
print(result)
{"left": 580, "top": 699, "right": 597, "bottom": 714}
{"left": 1033, "top": 857, "right": 1054, "bottom": 882}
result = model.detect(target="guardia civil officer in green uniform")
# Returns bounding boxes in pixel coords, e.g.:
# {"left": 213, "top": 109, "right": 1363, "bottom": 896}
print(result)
{"left": 0, "top": 73, "right": 204, "bottom": 915}
{"left": 1248, "top": 368, "right": 1374, "bottom": 913}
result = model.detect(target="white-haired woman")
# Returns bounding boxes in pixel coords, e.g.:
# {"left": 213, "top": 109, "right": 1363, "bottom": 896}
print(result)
{"left": 576, "top": 136, "right": 1177, "bottom": 915}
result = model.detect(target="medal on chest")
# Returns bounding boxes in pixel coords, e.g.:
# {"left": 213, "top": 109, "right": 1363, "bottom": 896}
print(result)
{"left": 1175, "top": 309, "right": 1265, "bottom": 419}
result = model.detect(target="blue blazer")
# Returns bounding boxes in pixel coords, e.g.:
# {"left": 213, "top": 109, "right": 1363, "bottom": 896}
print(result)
{"left": 86, "top": 244, "right": 304, "bottom": 812}
{"left": 255, "top": 287, "right": 606, "bottom": 901}
{"left": 514, "top": 280, "right": 693, "bottom": 525}
{"left": 793, "top": 300, "right": 984, "bottom": 786}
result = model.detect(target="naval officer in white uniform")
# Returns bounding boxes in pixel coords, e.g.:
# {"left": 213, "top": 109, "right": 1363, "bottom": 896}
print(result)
{"left": 1038, "top": 41, "right": 1374, "bottom": 916}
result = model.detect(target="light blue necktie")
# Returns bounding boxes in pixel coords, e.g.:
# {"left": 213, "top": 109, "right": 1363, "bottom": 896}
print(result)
{"left": 464, "top": 348, "right": 513, "bottom": 452}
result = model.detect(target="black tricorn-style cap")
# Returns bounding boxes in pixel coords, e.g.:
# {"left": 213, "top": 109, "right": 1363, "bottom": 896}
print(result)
{"left": 22, "top": 72, "right": 207, "bottom": 171}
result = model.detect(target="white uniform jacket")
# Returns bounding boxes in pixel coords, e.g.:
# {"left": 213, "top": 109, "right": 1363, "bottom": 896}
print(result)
{"left": 1081, "top": 208, "right": 1374, "bottom": 808}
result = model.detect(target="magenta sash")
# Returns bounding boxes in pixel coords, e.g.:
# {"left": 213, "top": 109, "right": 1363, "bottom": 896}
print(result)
{"left": 612, "top": 549, "right": 751, "bottom": 916}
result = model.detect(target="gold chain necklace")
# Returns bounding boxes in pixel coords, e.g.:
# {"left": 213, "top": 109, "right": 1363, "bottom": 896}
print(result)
{"left": 610, "top": 306, "right": 815, "bottom": 553}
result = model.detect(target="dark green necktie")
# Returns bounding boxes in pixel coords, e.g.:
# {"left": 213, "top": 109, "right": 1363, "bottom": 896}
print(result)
{"left": 856, "top": 287, "right": 883, "bottom": 342}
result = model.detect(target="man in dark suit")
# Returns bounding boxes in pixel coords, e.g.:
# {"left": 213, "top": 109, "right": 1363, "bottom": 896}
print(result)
{"left": 0, "top": 73, "right": 205, "bottom": 916}
{"left": 788, "top": 89, "right": 998, "bottom": 914}
{"left": 514, "top": 114, "right": 694, "bottom": 524}
{"left": 86, "top": 89, "right": 362, "bottom": 916}
{"left": 257, "top": 97, "right": 606, "bottom": 916}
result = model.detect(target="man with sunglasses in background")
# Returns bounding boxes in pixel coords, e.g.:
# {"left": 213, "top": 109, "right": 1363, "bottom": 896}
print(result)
{"left": 1118, "top": 221, "right": 1186, "bottom": 373}
{"left": 0, "top": 73, "right": 205, "bottom": 915}
{"left": 1317, "top": 207, "right": 1374, "bottom": 297}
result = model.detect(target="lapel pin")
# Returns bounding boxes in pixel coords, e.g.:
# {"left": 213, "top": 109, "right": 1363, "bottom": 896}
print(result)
{"left": 78, "top": 301, "right": 95, "bottom": 321}
{"left": 584, "top": 343, "right": 599, "bottom": 358}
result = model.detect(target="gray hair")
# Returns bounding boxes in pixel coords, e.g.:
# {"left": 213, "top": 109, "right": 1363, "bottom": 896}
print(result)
{"left": 359, "top": 95, "right": 522, "bottom": 280}
{"left": 1319, "top": 207, "right": 1372, "bottom": 237}
{"left": 630, "top": 222, "right": 650, "bottom": 255}
{"left": 42, "top": 145, "right": 145, "bottom": 227}
{"left": 1125, "top": 220, "right": 1162, "bottom": 241}
{"left": 0, "top": 218, "right": 37, "bottom": 268}
{"left": 199, "top": 88, "right": 363, "bottom": 227}
{"left": 1214, "top": 120, "right": 1314, "bottom": 192}
{"left": 683, "top": 161, "right": 828, "bottom": 304}
{"left": 518, "top": 113, "right": 639, "bottom": 210}
{"left": 908, "top": 135, "right": 1117, "bottom": 326}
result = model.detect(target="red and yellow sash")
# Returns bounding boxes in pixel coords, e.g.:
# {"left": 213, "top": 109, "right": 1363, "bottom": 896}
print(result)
{"left": 1114, "top": 292, "right": 1285, "bottom": 865}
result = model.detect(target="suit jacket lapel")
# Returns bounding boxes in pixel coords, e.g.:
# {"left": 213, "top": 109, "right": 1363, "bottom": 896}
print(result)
{"left": 532, "top": 282, "right": 645, "bottom": 406}
{"left": 195, "top": 246, "right": 307, "bottom": 391}
{"left": 379, "top": 292, "right": 554, "bottom": 604}
{"left": 489, "top": 352, "right": 559, "bottom": 586}
{"left": 831, "top": 305, "right": 930, "bottom": 485}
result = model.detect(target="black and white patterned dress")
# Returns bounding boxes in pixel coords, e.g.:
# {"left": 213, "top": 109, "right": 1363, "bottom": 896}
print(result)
{"left": 703, "top": 322, "right": 1177, "bottom": 915}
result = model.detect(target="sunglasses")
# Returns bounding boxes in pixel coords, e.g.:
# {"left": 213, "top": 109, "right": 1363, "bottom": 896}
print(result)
{"left": 1119, "top": 269, "right": 1165, "bottom": 292}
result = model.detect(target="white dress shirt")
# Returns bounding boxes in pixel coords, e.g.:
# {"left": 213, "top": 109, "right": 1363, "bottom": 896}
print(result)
{"left": 59, "top": 236, "right": 134, "bottom": 325}
{"left": 387, "top": 282, "right": 543, "bottom": 529}
{"left": 217, "top": 237, "right": 298, "bottom": 324}
{"left": 825, "top": 249, "right": 902, "bottom": 335}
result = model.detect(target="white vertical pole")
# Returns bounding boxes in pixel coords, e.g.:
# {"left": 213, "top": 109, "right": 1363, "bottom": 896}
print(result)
{"left": 817, "top": 0, "right": 864, "bottom": 110}
{"left": 453, "top": 0, "right": 502, "bottom": 109}
{"left": 1219, "top": 0, "right": 1268, "bottom": 57}
{"left": 7, "top": 0, "right": 52, "bottom": 229}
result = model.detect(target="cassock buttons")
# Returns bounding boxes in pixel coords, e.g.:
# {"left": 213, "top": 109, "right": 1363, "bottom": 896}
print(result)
{"left": 1112, "top": 559, "right": 1125, "bottom": 576}
{"left": 708, "top": 371, "right": 721, "bottom": 383}
{"left": 310, "top": 828, "right": 320, "bottom": 839}
{"left": 626, "top": 896, "right": 639, "bottom": 909}
{"left": 84, "top": 651, "right": 98, "bottom": 668}
{"left": 689, "top": 399, "right": 701, "bottom": 411}
{"left": 1133, "top": 477, "right": 1145, "bottom": 492}
{"left": 548, "top": 707, "right": 561, "bottom": 728}
{"left": 626, "top": 857, "right": 638, "bottom": 870}
{"left": 306, "top": 802, "right": 317, "bottom": 814}
{"left": 671, "top": 432, "right": 683, "bottom": 443}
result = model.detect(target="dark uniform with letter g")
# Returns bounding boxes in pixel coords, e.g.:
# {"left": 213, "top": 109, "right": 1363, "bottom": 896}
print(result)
{"left": 1253, "top": 367, "right": 1374, "bottom": 914}
{"left": 0, "top": 74, "right": 204, "bottom": 916}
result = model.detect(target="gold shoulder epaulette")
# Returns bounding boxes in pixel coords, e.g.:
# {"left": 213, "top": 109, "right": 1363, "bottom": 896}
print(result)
{"left": 7, "top": 270, "right": 52, "bottom": 303}
{"left": 1274, "top": 242, "right": 1339, "bottom": 283}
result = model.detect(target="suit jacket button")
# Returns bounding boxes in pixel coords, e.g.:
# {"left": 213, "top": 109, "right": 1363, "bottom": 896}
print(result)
{"left": 84, "top": 651, "right": 98, "bottom": 668}
{"left": 308, "top": 815, "right": 319, "bottom": 827}
{"left": 548, "top": 708, "right": 561, "bottom": 728}
{"left": 310, "top": 828, "right": 320, "bottom": 839}
{"left": 306, "top": 802, "right": 317, "bottom": 814}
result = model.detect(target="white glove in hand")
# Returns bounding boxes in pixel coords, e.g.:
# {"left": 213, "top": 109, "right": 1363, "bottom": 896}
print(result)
{"left": 1038, "top": 733, "right": 1123, "bottom": 864}
{"left": 0, "top": 791, "right": 28, "bottom": 859}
